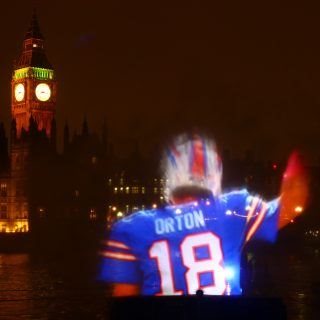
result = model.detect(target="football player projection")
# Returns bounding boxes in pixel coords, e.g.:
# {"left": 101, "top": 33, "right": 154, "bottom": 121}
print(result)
{"left": 100, "top": 133, "right": 308, "bottom": 296}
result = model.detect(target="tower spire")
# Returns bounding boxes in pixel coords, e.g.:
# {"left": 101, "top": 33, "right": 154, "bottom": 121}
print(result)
{"left": 14, "top": 11, "right": 52, "bottom": 69}
{"left": 25, "top": 10, "right": 43, "bottom": 40}
{"left": 82, "top": 116, "right": 89, "bottom": 137}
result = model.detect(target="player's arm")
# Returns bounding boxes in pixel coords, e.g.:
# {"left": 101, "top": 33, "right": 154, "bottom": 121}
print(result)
{"left": 223, "top": 190, "right": 276, "bottom": 243}
{"left": 243, "top": 152, "right": 308, "bottom": 243}
{"left": 278, "top": 151, "right": 309, "bottom": 229}
{"left": 99, "top": 223, "right": 142, "bottom": 296}
{"left": 243, "top": 195, "right": 278, "bottom": 243}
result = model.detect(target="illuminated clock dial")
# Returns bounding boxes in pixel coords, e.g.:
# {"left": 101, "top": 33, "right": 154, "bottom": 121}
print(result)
{"left": 15, "top": 83, "right": 25, "bottom": 102}
{"left": 35, "top": 83, "right": 51, "bottom": 102}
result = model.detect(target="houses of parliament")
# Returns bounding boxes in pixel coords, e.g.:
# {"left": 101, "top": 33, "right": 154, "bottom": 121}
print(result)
{"left": 0, "top": 13, "right": 168, "bottom": 235}
{"left": 0, "top": 13, "right": 286, "bottom": 236}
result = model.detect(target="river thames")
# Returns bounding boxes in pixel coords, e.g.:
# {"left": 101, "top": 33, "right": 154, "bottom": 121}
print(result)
{"left": 0, "top": 234, "right": 319, "bottom": 319}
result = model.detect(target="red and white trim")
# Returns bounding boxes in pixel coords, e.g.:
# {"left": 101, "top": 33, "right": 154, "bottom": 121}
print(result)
{"left": 246, "top": 197, "right": 260, "bottom": 223}
{"left": 245, "top": 201, "right": 268, "bottom": 243}
{"left": 106, "top": 240, "right": 130, "bottom": 250}
{"left": 101, "top": 251, "right": 137, "bottom": 261}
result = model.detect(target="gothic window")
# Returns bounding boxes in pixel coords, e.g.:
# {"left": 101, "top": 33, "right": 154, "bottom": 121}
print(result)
{"left": 0, "top": 184, "right": 7, "bottom": 197}
{"left": 132, "top": 187, "right": 139, "bottom": 194}
{"left": 23, "top": 204, "right": 28, "bottom": 218}
{"left": 0, "top": 205, "right": 7, "bottom": 219}
{"left": 16, "top": 182, "right": 23, "bottom": 197}
{"left": 16, "top": 155, "right": 21, "bottom": 167}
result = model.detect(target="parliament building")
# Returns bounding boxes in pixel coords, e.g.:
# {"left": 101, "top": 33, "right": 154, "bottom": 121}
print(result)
{"left": 0, "top": 14, "right": 284, "bottom": 236}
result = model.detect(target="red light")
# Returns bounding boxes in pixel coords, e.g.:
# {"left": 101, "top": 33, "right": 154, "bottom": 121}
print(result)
{"left": 272, "top": 163, "right": 277, "bottom": 170}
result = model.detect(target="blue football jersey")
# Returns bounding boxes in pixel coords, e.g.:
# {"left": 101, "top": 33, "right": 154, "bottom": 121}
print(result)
{"left": 100, "top": 189, "right": 280, "bottom": 295}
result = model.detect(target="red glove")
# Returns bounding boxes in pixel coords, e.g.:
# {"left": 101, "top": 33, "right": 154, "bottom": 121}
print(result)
{"left": 278, "top": 151, "right": 309, "bottom": 229}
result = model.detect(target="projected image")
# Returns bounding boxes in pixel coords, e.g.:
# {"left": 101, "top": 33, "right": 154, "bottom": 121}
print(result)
{"left": 99, "top": 133, "right": 308, "bottom": 296}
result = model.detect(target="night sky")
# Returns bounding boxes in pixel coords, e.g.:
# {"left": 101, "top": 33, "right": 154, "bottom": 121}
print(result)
{"left": 0, "top": 0, "right": 320, "bottom": 161}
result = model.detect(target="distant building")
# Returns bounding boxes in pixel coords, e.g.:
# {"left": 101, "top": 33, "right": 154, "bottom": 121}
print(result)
{"left": 107, "top": 174, "right": 166, "bottom": 226}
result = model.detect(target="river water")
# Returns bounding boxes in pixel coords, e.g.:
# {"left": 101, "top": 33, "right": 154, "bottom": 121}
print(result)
{"left": 0, "top": 237, "right": 319, "bottom": 319}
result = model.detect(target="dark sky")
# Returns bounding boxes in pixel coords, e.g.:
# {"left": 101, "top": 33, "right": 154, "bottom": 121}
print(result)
{"left": 1, "top": 0, "right": 320, "bottom": 161}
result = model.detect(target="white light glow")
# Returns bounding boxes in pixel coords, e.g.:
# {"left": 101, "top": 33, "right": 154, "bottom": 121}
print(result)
{"left": 224, "top": 267, "right": 235, "bottom": 280}
{"left": 226, "top": 283, "right": 231, "bottom": 296}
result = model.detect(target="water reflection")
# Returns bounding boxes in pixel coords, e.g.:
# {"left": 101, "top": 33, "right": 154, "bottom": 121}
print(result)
{"left": 250, "top": 245, "right": 320, "bottom": 320}
{"left": 0, "top": 254, "right": 33, "bottom": 318}
{"left": 0, "top": 243, "right": 319, "bottom": 319}
{"left": 0, "top": 251, "right": 106, "bottom": 319}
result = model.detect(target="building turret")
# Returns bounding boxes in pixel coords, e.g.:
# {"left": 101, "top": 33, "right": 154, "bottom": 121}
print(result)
{"left": 50, "top": 117, "right": 57, "bottom": 150}
{"left": 102, "top": 118, "right": 108, "bottom": 156}
{"left": 63, "top": 122, "right": 70, "bottom": 153}
{"left": 82, "top": 116, "right": 89, "bottom": 137}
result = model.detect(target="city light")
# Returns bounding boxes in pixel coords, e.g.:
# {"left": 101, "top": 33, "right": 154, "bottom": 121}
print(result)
{"left": 0, "top": 220, "right": 29, "bottom": 233}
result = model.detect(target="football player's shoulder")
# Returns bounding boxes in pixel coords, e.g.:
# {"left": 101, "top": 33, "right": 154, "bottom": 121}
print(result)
{"left": 217, "top": 189, "right": 251, "bottom": 218}
{"left": 111, "top": 209, "right": 160, "bottom": 232}
{"left": 165, "top": 201, "right": 198, "bottom": 212}
{"left": 220, "top": 188, "right": 249, "bottom": 205}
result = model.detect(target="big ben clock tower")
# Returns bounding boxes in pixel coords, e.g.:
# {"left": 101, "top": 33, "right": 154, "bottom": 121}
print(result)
{"left": 1, "top": 13, "right": 58, "bottom": 234}
{"left": 12, "top": 12, "right": 56, "bottom": 137}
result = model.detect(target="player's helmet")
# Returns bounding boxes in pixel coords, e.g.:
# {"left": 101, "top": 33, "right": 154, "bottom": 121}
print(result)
{"left": 162, "top": 133, "right": 222, "bottom": 202}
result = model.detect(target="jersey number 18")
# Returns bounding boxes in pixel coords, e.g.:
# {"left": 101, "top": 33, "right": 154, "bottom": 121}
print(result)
{"left": 149, "top": 232, "right": 226, "bottom": 295}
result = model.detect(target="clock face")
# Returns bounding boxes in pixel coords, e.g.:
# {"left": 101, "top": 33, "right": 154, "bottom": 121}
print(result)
{"left": 15, "top": 83, "right": 25, "bottom": 102}
{"left": 35, "top": 83, "right": 51, "bottom": 102}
